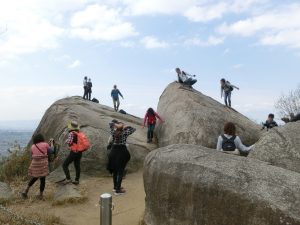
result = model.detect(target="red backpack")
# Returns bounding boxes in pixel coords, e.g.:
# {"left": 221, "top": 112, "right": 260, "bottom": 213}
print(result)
{"left": 70, "top": 131, "right": 91, "bottom": 152}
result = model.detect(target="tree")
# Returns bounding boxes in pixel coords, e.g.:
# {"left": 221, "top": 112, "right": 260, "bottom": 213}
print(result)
{"left": 275, "top": 85, "right": 300, "bottom": 118}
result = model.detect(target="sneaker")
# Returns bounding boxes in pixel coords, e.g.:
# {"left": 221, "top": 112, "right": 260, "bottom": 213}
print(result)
{"left": 72, "top": 180, "right": 79, "bottom": 185}
{"left": 114, "top": 189, "right": 126, "bottom": 196}
{"left": 61, "top": 179, "right": 72, "bottom": 185}
{"left": 113, "top": 187, "right": 124, "bottom": 192}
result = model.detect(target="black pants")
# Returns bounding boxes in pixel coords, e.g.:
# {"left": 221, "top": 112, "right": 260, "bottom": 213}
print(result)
{"left": 83, "top": 87, "right": 88, "bottom": 99}
{"left": 28, "top": 177, "right": 46, "bottom": 192}
{"left": 113, "top": 169, "right": 124, "bottom": 190}
{"left": 63, "top": 151, "right": 82, "bottom": 181}
{"left": 87, "top": 90, "right": 92, "bottom": 100}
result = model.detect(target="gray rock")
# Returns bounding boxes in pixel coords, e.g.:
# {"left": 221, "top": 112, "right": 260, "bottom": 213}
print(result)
{"left": 30, "top": 96, "right": 157, "bottom": 175}
{"left": 144, "top": 144, "right": 300, "bottom": 225}
{"left": 0, "top": 182, "right": 13, "bottom": 201}
{"left": 250, "top": 122, "right": 300, "bottom": 173}
{"left": 156, "top": 82, "right": 261, "bottom": 148}
{"left": 53, "top": 184, "right": 84, "bottom": 205}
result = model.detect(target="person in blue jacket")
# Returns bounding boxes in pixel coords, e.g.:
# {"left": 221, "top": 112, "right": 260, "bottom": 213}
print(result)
{"left": 111, "top": 85, "right": 124, "bottom": 112}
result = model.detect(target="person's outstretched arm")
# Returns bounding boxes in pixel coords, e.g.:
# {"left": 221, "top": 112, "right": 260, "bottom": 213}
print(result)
{"left": 143, "top": 113, "right": 148, "bottom": 127}
{"left": 221, "top": 87, "right": 224, "bottom": 98}
{"left": 216, "top": 136, "right": 223, "bottom": 151}
{"left": 118, "top": 90, "right": 124, "bottom": 99}
{"left": 231, "top": 84, "right": 239, "bottom": 90}
{"left": 235, "top": 136, "right": 253, "bottom": 153}
{"left": 155, "top": 112, "right": 164, "bottom": 123}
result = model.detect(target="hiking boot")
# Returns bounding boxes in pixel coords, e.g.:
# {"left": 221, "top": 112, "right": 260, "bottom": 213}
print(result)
{"left": 113, "top": 187, "right": 124, "bottom": 192}
{"left": 114, "top": 189, "right": 126, "bottom": 196}
{"left": 36, "top": 194, "right": 44, "bottom": 201}
{"left": 61, "top": 179, "right": 72, "bottom": 185}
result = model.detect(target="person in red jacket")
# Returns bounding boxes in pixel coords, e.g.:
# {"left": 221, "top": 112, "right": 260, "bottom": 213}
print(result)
{"left": 143, "top": 108, "right": 164, "bottom": 143}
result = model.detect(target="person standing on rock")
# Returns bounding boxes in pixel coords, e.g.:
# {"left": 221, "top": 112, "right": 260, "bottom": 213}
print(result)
{"left": 21, "top": 134, "right": 53, "bottom": 200}
{"left": 111, "top": 85, "right": 124, "bottom": 112}
{"left": 61, "top": 121, "right": 90, "bottom": 185}
{"left": 217, "top": 122, "right": 254, "bottom": 155}
{"left": 83, "top": 76, "right": 88, "bottom": 99}
{"left": 107, "top": 121, "right": 136, "bottom": 195}
{"left": 175, "top": 68, "right": 197, "bottom": 87}
{"left": 87, "top": 78, "right": 93, "bottom": 101}
{"left": 220, "top": 78, "right": 239, "bottom": 107}
{"left": 143, "top": 108, "right": 164, "bottom": 143}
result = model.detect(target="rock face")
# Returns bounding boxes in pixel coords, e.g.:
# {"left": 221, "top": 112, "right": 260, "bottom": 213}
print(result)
{"left": 0, "top": 182, "right": 13, "bottom": 201}
{"left": 144, "top": 144, "right": 300, "bottom": 225}
{"left": 156, "top": 82, "right": 261, "bottom": 148}
{"left": 250, "top": 122, "right": 300, "bottom": 173}
{"left": 53, "top": 184, "right": 85, "bottom": 205}
{"left": 31, "top": 96, "right": 157, "bottom": 175}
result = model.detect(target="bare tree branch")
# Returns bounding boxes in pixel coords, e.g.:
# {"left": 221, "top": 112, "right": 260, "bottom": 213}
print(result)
{"left": 275, "top": 84, "right": 300, "bottom": 117}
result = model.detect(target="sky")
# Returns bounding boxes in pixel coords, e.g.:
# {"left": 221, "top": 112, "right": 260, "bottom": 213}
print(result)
{"left": 0, "top": 0, "right": 300, "bottom": 128}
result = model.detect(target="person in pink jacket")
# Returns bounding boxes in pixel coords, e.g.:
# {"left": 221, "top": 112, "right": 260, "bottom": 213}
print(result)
{"left": 21, "top": 133, "right": 53, "bottom": 200}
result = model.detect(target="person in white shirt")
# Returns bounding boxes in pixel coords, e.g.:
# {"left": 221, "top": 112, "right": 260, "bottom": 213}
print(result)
{"left": 83, "top": 76, "right": 88, "bottom": 99}
{"left": 216, "top": 122, "right": 254, "bottom": 155}
{"left": 220, "top": 78, "right": 239, "bottom": 107}
{"left": 175, "top": 68, "right": 197, "bottom": 86}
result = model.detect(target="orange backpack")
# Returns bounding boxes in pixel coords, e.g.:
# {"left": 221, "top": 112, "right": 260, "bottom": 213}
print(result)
{"left": 70, "top": 131, "right": 91, "bottom": 152}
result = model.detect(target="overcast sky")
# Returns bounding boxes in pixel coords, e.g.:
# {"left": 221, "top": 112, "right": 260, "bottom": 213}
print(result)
{"left": 0, "top": 0, "right": 299, "bottom": 126}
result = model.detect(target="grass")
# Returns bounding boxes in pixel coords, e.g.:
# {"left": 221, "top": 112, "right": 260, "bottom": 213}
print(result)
{"left": 0, "top": 149, "right": 31, "bottom": 182}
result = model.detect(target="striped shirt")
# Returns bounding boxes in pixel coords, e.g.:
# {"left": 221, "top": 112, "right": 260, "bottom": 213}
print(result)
{"left": 109, "top": 124, "right": 136, "bottom": 145}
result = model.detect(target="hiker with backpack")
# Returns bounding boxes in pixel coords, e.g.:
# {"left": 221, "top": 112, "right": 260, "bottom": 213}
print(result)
{"left": 21, "top": 133, "right": 54, "bottom": 200}
{"left": 83, "top": 76, "right": 88, "bottom": 100}
{"left": 107, "top": 121, "right": 136, "bottom": 195}
{"left": 220, "top": 78, "right": 239, "bottom": 107}
{"left": 111, "top": 85, "right": 124, "bottom": 112}
{"left": 216, "top": 122, "right": 254, "bottom": 155}
{"left": 262, "top": 113, "right": 278, "bottom": 130}
{"left": 61, "top": 121, "right": 90, "bottom": 185}
{"left": 175, "top": 68, "right": 197, "bottom": 87}
{"left": 143, "top": 108, "right": 164, "bottom": 143}
{"left": 87, "top": 78, "right": 93, "bottom": 101}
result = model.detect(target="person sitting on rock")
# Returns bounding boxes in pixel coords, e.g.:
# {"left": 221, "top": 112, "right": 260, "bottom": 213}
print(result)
{"left": 262, "top": 113, "right": 278, "bottom": 131}
{"left": 216, "top": 122, "right": 254, "bottom": 155}
{"left": 175, "top": 68, "right": 197, "bottom": 87}
{"left": 143, "top": 108, "right": 164, "bottom": 143}
{"left": 282, "top": 112, "right": 300, "bottom": 123}
{"left": 21, "top": 133, "right": 54, "bottom": 200}
{"left": 107, "top": 121, "right": 136, "bottom": 195}
{"left": 220, "top": 78, "right": 239, "bottom": 107}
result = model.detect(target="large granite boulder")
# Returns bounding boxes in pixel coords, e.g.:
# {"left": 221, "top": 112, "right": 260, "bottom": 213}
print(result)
{"left": 31, "top": 96, "right": 157, "bottom": 175}
{"left": 250, "top": 122, "right": 300, "bottom": 173}
{"left": 0, "top": 182, "right": 13, "bottom": 202}
{"left": 144, "top": 144, "right": 300, "bottom": 225}
{"left": 156, "top": 82, "right": 261, "bottom": 148}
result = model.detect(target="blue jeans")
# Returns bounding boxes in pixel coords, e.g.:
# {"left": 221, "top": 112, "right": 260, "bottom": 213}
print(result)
{"left": 147, "top": 124, "right": 156, "bottom": 141}
{"left": 224, "top": 91, "right": 232, "bottom": 107}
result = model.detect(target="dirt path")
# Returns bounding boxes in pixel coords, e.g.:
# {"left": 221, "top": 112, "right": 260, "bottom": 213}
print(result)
{"left": 11, "top": 171, "right": 145, "bottom": 225}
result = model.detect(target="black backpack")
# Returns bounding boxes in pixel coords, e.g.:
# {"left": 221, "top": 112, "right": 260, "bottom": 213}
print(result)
{"left": 221, "top": 135, "right": 236, "bottom": 151}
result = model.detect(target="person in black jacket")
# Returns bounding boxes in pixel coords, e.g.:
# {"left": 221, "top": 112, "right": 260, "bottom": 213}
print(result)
{"left": 262, "top": 113, "right": 278, "bottom": 130}
{"left": 87, "top": 78, "right": 93, "bottom": 101}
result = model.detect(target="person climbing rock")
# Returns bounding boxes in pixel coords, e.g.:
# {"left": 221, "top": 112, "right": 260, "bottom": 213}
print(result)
{"left": 87, "top": 78, "right": 93, "bottom": 101}
{"left": 175, "top": 68, "right": 197, "bottom": 87}
{"left": 83, "top": 76, "right": 88, "bottom": 99}
{"left": 107, "top": 121, "right": 136, "bottom": 195}
{"left": 220, "top": 78, "right": 239, "bottom": 107}
{"left": 216, "top": 122, "right": 254, "bottom": 155}
{"left": 111, "top": 85, "right": 124, "bottom": 112}
{"left": 262, "top": 113, "right": 278, "bottom": 130}
{"left": 61, "top": 121, "right": 90, "bottom": 185}
{"left": 143, "top": 108, "right": 164, "bottom": 143}
{"left": 21, "top": 133, "right": 53, "bottom": 200}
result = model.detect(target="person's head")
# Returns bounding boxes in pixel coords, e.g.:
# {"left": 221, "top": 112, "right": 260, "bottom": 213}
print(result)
{"left": 147, "top": 107, "right": 155, "bottom": 116}
{"left": 88, "top": 78, "right": 91, "bottom": 82}
{"left": 220, "top": 78, "right": 226, "bottom": 85}
{"left": 33, "top": 133, "right": 45, "bottom": 144}
{"left": 268, "top": 113, "right": 275, "bottom": 122}
{"left": 175, "top": 68, "right": 181, "bottom": 75}
{"left": 84, "top": 76, "right": 87, "bottom": 80}
{"left": 68, "top": 120, "right": 80, "bottom": 132}
{"left": 224, "top": 122, "right": 236, "bottom": 136}
{"left": 114, "top": 85, "right": 117, "bottom": 89}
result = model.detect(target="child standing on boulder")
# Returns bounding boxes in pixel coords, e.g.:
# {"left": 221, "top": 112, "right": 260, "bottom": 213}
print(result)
{"left": 143, "top": 108, "right": 164, "bottom": 143}
{"left": 107, "top": 121, "right": 136, "bottom": 195}
{"left": 217, "top": 122, "right": 254, "bottom": 155}
{"left": 21, "top": 134, "right": 53, "bottom": 200}
{"left": 220, "top": 78, "right": 239, "bottom": 107}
